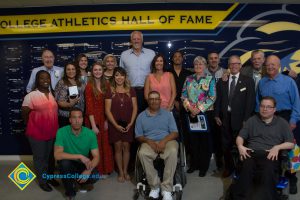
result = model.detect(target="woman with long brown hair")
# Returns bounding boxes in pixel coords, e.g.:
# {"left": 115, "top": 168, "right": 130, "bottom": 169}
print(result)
{"left": 85, "top": 61, "right": 114, "bottom": 176}
{"left": 76, "top": 53, "right": 90, "bottom": 87}
{"left": 144, "top": 53, "right": 176, "bottom": 111}
{"left": 55, "top": 62, "right": 85, "bottom": 127}
{"left": 105, "top": 67, "right": 138, "bottom": 182}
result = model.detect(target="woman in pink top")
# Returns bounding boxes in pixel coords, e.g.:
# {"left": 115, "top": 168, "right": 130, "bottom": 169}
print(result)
{"left": 144, "top": 53, "right": 176, "bottom": 110}
{"left": 22, "top": 70, "right": 59, "bottom": 192}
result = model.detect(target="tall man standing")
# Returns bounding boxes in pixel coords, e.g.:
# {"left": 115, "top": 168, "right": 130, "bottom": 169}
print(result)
{"left": 256, "top": 55, "right": 300, "bottom": 194}
{"left": 120, "top": 31, "right": 155, "bottom": 113}
{"left": 26, "top": 49, "right": 63, "bottom": 93}
{"left": 214, "top": 55, "right": 255, "bottom": 177}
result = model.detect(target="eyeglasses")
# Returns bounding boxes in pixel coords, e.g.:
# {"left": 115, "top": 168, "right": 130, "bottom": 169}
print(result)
{"left": 259, "top": 105, "right": 275, "bottom": 110}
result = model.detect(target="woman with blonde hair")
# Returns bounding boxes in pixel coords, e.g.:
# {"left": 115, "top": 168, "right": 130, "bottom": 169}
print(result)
{"left": 181, "top": 56, "right": 216, "bottom": 177}
{"left": 103, "top": 54, "right": 117, "bottom": 83}
{"left": 105, "top": 67, "right": 138, "bottom": 182}
{"left": 85, "top": 61, "right": 114, "bottom": 176}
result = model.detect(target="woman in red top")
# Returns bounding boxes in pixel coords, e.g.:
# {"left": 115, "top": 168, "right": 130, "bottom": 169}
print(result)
{"left": 22, "top": 70, "right": 59, "bottom": 192}
{"left": 85, "top": 62, "right": 114, "bottom": 176}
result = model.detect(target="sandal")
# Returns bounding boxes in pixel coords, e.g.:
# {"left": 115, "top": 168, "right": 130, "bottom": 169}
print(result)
{"left": 117, "top": 175, "right": 125, "bottom": 183}
{"left": 124, "top": 174, "right": 131, "bottom": 181}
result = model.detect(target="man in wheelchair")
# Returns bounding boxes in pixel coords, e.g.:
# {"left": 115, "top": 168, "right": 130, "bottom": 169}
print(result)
{"left": 135, "top": 91, "right": 178, "bottom": 200}
{"left": 233, "top": 96, "right": 294, "bottom": 200}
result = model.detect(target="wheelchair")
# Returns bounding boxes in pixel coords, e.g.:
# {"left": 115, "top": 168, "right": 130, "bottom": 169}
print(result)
{"left": 133, "top": 140, "right": 186, "bottom": 200}
{"left": 224, "top": 149, "right": 290, "bottom": 200}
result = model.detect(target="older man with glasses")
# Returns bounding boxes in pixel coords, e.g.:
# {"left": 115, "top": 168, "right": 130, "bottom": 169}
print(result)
{"left": 214, "top": 55, "right": 255, "bottom": 178}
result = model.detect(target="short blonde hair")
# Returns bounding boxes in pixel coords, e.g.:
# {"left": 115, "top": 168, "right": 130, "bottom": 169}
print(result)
{"left": 103, "top": 54, "right": 117, "bottom": 69}
{"left": 193, "top": 56, "right": 207, "bottom": 67}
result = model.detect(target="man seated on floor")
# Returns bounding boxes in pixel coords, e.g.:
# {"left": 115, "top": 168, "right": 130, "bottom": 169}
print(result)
{"left": 54, "top": 107, "right": 100, "bottom": 200}
{"left": 233, "top": 96, "right": 294, "bottom": 200}
{"left": 135, "top": 91, "right": 178, "bottom": 200}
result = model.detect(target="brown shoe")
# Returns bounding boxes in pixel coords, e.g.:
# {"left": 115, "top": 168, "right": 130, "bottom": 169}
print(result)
{"left": 222, "top": 170, "right": 232, "bottom": 178}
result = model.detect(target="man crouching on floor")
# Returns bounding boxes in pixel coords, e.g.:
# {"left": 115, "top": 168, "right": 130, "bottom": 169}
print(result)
{"left": 54, "top": 107, "right": 100, "bottom": 200}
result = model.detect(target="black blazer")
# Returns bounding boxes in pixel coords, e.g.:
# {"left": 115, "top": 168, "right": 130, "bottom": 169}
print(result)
{"left": 214, "top": 74, "right": 255, "bottom": 131}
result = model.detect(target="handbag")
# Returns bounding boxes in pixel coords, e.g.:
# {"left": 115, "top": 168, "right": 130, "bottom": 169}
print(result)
{"left": 288, "top": 143, "right": 300, "bottom": 173}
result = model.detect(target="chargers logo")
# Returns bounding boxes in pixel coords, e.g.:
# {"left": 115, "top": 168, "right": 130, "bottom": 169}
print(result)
{"left": 8, "top": 162, "right": 36, "bottom": 190}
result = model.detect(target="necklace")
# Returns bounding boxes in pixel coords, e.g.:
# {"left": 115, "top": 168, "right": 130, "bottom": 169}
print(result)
{"left": 117, "top": 92, "right": 125, "bottom": 107}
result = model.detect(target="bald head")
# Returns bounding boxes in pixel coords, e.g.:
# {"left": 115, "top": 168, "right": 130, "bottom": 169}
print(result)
{"left": 265, "top": 55, "right": 281, "bottom": 79}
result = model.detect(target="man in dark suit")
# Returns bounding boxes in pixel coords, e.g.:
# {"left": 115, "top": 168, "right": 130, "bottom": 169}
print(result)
{"left": 214, "top": 55, "right": 256, "bottom": 177}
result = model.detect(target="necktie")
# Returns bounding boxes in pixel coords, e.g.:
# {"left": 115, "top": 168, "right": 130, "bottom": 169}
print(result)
{"left": 253, "top": 70, "right": 261, "bottom": 90}
{"left": 229, "top": 75, "right": 236, "bottom": 106}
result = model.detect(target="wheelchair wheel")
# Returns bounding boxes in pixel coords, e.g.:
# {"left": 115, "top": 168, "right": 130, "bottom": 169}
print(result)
{"left": 134, "top": 152, "right": 145, "bottom": 184}
{"left": 133, "top": 188, "right": 146, "bottom": 200}
{"left": 173, "top": 191, "right": 182, "bottom": 200}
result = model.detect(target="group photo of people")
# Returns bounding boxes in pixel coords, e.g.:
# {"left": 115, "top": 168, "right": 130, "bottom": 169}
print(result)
{"left": 21, "top": 30, "right": 300, "bottom": 200}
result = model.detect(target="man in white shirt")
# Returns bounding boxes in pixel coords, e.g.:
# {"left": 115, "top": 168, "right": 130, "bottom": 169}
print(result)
{"left": 26, "top": 49, "right": 63, "bottom": 93}
{"left": 120, "top": 31, "right": 155, "bottom": 113}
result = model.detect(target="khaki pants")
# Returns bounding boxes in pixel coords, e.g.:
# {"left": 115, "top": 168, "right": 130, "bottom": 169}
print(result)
{"left": 138, "top": 140, "right": 178, "bottom": 192}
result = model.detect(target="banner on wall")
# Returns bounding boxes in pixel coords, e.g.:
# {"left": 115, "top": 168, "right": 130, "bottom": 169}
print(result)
{"left": 0, "top": 3, "right": 238, "bottom": 35}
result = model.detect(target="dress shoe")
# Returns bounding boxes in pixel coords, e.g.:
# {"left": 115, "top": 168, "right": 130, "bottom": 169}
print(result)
{"left": 48, "top": 179, "right": 60, "bottom": 187}
{"left": 289, "top": 182, "right": 297, "bottom": 194}
{"left": 187, "top": 167, "right": 196, "bottom": 174}
{"left": 198, "top": 171, "right": 206, "bottom": 177}
{"left": 39, "top": 183, "right": 53, "bottom": 192}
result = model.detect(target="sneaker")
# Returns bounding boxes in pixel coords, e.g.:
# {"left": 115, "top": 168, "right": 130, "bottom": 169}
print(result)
{"left": 78, "top": 184, "right": 94, "bottom": 193}
{"left": 161, "top": 191, "right": 172, "bottom": 200}
{"left": 149, "top": 188, "right": 160, "bottom": 199}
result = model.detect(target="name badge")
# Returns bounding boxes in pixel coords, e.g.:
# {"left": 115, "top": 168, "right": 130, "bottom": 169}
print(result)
{"left": 240, "top": 87, "right": 246, "bottom": 92}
